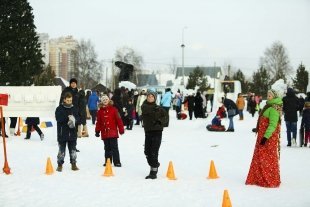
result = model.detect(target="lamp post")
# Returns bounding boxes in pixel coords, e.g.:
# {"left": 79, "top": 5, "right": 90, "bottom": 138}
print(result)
{"left": 181, "top": 26, "right": 187, "bottom": 86}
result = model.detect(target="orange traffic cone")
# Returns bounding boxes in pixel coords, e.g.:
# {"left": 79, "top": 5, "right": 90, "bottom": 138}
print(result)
{"left": 207, "top": 160, "right": 219, "bottom": 179}
{"left": 45, "top": 157, "right": 54, "bottom": 175}
{"left": 103, "top": 158, "right": 114, "bottom": 177}
{"left": 222, "top": 189, "right": 232, "bottom": 207}
{"left": 166, "top": 161, "right": 177, "bottom": 180}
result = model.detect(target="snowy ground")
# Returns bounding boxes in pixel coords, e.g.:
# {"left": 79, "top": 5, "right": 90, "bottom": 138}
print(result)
{"left": 0, "top": 110, "right": 310, "bottom": 207}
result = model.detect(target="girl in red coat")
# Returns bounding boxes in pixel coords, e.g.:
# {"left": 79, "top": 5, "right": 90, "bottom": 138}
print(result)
{"left": 95, "top": 95, "right": 124, "bottom": 167}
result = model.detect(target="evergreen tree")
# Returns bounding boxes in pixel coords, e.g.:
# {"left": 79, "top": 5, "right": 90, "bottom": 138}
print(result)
{"left": 186, "top": 66, "right": 209, "bottom": 90}
{"left": 0, "top": 0, "right": 44, "bottom": 86}
{"left": 33, "top": 65, "right": 56, "bottom": 86}
{"left": 292, "top": 63, "right": 308, "bottom": 93}
{"left": 251, "top": 66, "right": 270, "bottom": 98}
{"left": 232, "top": 69, "right": 246, "bottom": 93}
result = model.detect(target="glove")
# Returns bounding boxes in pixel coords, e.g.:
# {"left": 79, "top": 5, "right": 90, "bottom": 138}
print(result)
{"left": 95, "top": 131, "right": 100, "bottom": 137}
{"left": 252, "top": 128, "right": 257, "bottom": 133}
{"left": 67, "top": 115, "right": 76, "bottom": 129}
{"left": 260, "top": 137, "right": 267, "bottom": 145}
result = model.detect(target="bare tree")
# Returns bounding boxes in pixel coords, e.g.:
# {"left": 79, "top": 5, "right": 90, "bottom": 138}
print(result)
{"left": 115, "top": 46, "right": 143, "bottom": 68}
{"left": 76, "top": 39, "right": 102, "bottom": 89}
{"left": 260, "top": 41, "right": 292, "bottom": 83}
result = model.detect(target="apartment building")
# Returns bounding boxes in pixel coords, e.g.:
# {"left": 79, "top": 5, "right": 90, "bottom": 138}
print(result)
{"left": 49, "top": 36, "right": 78, "bottom": 80}
{"left": 38, "top": 33, "right": 49, "bottom": 66}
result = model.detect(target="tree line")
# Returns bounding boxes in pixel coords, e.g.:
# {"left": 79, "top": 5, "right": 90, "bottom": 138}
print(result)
{"left": 0, "top": 0, "right": 308, "bottom": 94}
{"left": 186, "top": 41, "right": 308, "bottom": 98}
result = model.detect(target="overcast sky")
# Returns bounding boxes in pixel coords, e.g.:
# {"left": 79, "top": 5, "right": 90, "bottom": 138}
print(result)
{"left": 28, "top": 0, "right": 310, "bottom": 77}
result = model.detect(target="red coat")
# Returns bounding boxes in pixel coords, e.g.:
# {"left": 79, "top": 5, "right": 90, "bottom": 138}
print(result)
{"left": 95, "top": 105, "right": 124, "bottom": 139}
{"left": 245, "top": 116, "right": 281, "bottom": 188}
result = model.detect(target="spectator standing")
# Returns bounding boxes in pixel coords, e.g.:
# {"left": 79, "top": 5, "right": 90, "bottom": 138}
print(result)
{"left": 282, "top": 88, "right": 299, "bottom": 147}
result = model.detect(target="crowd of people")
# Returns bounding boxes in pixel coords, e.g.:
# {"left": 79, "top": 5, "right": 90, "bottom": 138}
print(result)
{"left": 1, "top": 77, "right": 310, "bottom": 187}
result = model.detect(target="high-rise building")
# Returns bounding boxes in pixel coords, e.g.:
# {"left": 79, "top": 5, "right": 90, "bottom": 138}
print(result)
{"left": 49, "top": 36, "right": 78, "bottom": 80}
{"left": 38, "top": 33, "right": 49, "bottom": 66}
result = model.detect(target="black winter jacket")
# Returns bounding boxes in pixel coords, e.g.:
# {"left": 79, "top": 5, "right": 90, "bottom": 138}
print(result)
{"left": 223, "top": 98, "right": 238, "bottom": 117}
{"left": 55, "top": 104, "right": 79, "bottom": 142}
{"left": 282, "top": 88, "right": 299, "bottom": 122}
{"left": 26, "top": 117, "right": 40, "bottom": 125}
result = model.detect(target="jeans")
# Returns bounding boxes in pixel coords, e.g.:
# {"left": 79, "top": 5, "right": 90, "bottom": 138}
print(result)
{"left": 57, "top": 140, "right": 77, "bottom": 165}
{"left": 285, "top": 121, "right": 297, "bottom": 144}
{"left": 228, "top": 117, "right": 234, "bottom": 129}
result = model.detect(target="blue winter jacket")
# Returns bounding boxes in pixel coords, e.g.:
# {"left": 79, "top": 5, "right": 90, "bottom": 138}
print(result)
{"left": 160, "top": 91, "right": 172, "bottom": 107}
{"left": 88, "top": 92, "right": 99, "bottom": 110}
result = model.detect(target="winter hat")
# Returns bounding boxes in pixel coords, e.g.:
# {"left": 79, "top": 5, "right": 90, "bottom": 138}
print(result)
{"left": 101, "top": 94, "right": 109, "bottom": 102}
{"left": 268, "top": 89, "right": 280, "bottom": 98}
{"left": 69, "top": 78, "right": 78, "bottom": 84}
{"left": 305, "top": 102, "right": 310, "bottom": 108}
{"left": 147, "top": 91, "right": 157, "bottom": 102}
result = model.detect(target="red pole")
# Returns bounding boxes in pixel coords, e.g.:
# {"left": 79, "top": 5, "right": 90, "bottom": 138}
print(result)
{"left": 0, "top": 106, "right": 11, "bottom": 174}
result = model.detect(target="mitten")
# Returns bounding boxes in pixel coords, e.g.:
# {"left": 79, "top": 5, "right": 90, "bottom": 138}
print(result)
{"left": 95, "top": 131, "right": 100, "bottom": 137}
{"left": 260, "top": 137, "right": 267, "bottom": 145}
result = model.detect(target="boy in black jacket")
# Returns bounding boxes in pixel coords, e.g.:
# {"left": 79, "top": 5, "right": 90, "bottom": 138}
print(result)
{"left": 141, "top": 91, "right": 168, "bottom": 179}
{"left": 55, "top": 92, "right": 80, "bottom": 172}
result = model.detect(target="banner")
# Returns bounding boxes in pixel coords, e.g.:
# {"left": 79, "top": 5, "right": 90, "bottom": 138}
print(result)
{"left": 0, "top": 86, "right": 62, "bottom": 117}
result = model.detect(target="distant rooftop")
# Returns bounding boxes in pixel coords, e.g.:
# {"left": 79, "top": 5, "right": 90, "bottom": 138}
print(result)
{"left": 175, "top": 67, "right": 222, "bottom": 79}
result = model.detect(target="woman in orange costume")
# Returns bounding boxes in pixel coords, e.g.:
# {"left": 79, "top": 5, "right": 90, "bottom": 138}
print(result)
{"left": 245, "top": 89, "right": 282, "bottom": 188}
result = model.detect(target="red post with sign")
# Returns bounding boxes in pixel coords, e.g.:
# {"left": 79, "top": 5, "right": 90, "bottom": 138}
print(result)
{"left": 0, "top": 94, "right": 11, "bottom": 174}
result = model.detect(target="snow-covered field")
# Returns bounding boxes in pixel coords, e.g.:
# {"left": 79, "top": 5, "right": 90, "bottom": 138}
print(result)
{"left": 0, "top": 110, "right": 309, "bottom": 207}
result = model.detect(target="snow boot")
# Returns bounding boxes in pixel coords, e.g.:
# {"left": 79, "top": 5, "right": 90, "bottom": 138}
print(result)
{"left": 40, "top": 133, "right": 44, "bottom": 141}
{"left": 56, "top": 164, "right": 63, "bottom": 172}
{"left": 145, "top": 167, "right": 158, "bottom": 179}
{"left": 71, "top": 163, "right": 79, "bottom": 171}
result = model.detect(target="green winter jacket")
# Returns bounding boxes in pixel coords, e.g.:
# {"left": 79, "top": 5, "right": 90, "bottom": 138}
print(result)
{"left": 262, "top": 97, "right": 283, "bottom": 139}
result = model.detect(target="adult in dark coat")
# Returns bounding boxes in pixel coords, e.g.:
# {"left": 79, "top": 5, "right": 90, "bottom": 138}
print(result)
{"left": 282, "top": 88, "right": 299, "bottom": 146}
{"left": 111, "top": 88, "right": 124, "bottom": 121}
{"left": 77, "top": 90, "right": 88, "bottom": 137}
{"left": 59, "top": 78, "right": 80, "bottom": 108}
{"left": 183, "top": 94, "right": 195, "bottom": 120}
{"left": 194, "top": 92, "right": 204, "bottom": 118}
{"left": 248, "top": 95, "right": 257, "bottom": 117}
{"left": 298, "top": 95, "right": 305, "bottom": 117}
{"left": 25, "top": 117, "right": 44, "bottom": 140}
{"left": 223, "top": 97, "right": 238, "bottom": 132}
